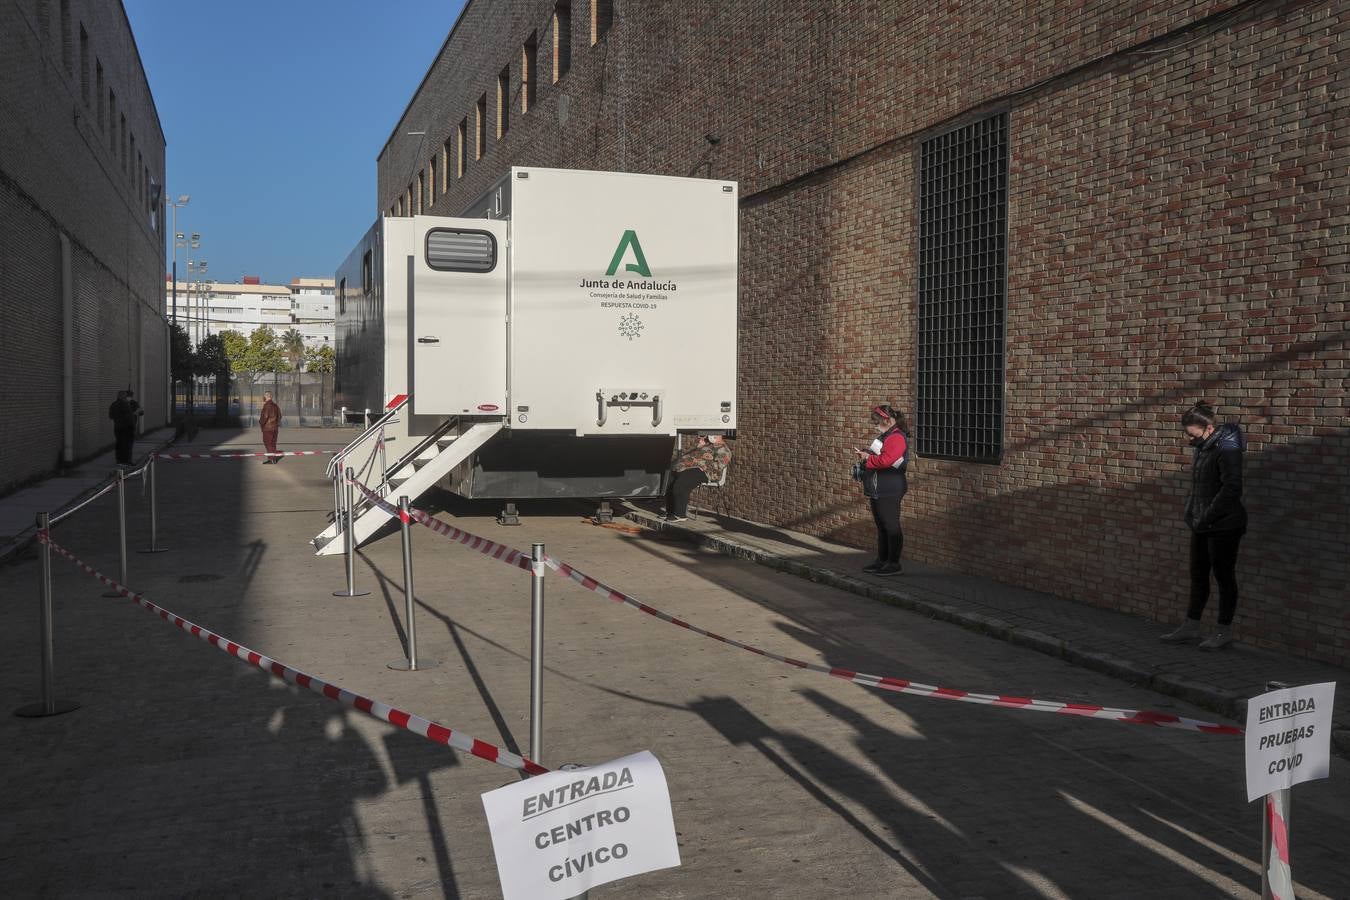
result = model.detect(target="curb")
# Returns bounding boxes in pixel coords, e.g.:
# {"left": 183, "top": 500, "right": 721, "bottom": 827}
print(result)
{"left": 0, "top": 434, "right": 179, "bottom": 566}
{"left": 628, "top": 509, "right": 1309, "bottom": 734}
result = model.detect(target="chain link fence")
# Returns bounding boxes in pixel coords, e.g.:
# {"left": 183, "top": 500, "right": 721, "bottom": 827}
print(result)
{"left": 173, "top": 372, "right": 338, "bottom": 427}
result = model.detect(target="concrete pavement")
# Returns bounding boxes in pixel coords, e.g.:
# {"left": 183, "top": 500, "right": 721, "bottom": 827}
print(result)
{"left": 630, "top": 503, "right": 1350, "bottom": 755}
{"left": 0, "top": 429, "right": 179, "bottom": 563}
{"left": 2, "top": 427, "right": 1348, "bottom": 898}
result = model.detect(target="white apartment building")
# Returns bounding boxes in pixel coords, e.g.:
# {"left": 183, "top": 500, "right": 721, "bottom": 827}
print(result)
{"left": 170, "top": 276, "right": 335, "bottom": 351}
{"left": 289, "top": 277, "right": 336, "bottom": 349}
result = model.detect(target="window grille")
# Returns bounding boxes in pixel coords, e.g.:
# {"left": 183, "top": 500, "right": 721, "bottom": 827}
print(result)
{"left": 425, "top": 229, "right": 496, "bottom": 273}
{"left": 916, "top": 112, "right": 1008, "bottom": 463}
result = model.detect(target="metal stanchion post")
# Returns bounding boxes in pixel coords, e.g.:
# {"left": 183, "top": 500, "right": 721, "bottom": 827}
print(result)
{"left": 530, "top": 542, "right": 545, "bottom": 764}
{"left": 15, "top": 513, "right": 79, "bottom": 718}
{"left": 333, "top": 467, "right": 369, "bottom": 598}
{"left": 102, "top": 469, "right": 128, "bottom": 597}
{"left": 530, "top": 546, "right": 587, "bottom": 899}
{"left": 138, "top": 456, "right": 167, "bottom": 553}
{"left": 389, "top": 497, "right": 438, "bottom": 671}
{"left": 1260, "top": 680, "right": 1293, "bottom": 900}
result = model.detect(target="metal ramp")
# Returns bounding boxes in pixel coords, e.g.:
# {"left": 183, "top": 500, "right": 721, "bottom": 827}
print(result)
{"left": 313, "top": 417, "right": 502, "bottom": 556}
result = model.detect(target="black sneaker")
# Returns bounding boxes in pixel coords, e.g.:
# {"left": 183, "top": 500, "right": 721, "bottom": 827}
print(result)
{"left": 861, "top": 560, "right": 886, "bottom": 573}
{"left": 876, "top": 563, "right": 904, "bottom": 576}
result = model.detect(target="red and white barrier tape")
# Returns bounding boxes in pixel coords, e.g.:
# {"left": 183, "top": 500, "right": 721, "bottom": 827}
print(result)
{"left": 342, "top": 476, "right": 1241, "bottom": 736}
{"left": 38, "top": 531, "right": 546, "bottom": 775}
{"left": 1266, "top": 791, "right": 1293, "bottom": 899}
{"left": 542, "top": 554, "right": 1243, "bottom": 735}
{"left": 155, "top": 450, "right": 341, "bottom": 460}
{"left": 349, "top": 480, "right": 533, "bottom": 572}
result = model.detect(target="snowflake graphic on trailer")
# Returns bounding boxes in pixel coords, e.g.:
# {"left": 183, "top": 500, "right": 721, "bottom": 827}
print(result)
{"left": 618, "top": 314, "right": 645, "bottom": 340}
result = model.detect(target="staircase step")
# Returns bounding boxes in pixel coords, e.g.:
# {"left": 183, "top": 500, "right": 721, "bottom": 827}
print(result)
{"left": 314, "top": 419, "right": 503, "bottom": 557}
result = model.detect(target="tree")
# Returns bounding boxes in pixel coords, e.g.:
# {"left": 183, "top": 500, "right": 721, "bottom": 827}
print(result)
{"left": 238, "top": 326, "right": 291, "bottom": 374}
{"left": 220, "top": 330, "right": 248, "bottom": 373}
{"left": 195, "top": 334, "right": 233, "bottom": 422}
{"left": 169, "top": 323, "right": 194, "bottom": 384}
{"left": 303, "top": 344, "right": 335, "bottom": 374}
{"left": 168, "top": 323, "right": 197, "bottom": 417}
{"left": 281, "top": 327, "right": 305, "bottom": 371}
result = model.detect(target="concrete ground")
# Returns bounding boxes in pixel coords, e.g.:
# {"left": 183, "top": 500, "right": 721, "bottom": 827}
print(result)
{"left": 1, "top": 427, "right": 1347, "bottom": 899}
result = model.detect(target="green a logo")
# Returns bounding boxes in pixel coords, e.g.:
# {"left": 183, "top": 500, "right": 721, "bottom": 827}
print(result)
{"left": 605, "top": 230, "right": 651, "bottom": 278}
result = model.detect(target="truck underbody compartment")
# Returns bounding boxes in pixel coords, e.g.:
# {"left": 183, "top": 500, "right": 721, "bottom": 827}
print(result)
{"left": 449, "top": 432, "right": 676, "bottom": 499}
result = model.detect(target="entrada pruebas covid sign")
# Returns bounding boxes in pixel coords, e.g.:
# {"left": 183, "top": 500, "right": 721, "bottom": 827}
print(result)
{"left": 482, "top": 751, "right": 681, "bottom": 899}
{"left": 1244, "top": 682, "right": 1336, "bottom": 802}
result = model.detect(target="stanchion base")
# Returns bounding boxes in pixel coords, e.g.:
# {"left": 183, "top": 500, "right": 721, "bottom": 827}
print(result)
{"left": 332, "top": 589, "right": 371, "bottom": 597}
{"left": 137, "top": 548, "right": 170, "bottom": 554}
{"left": 14, "top": 699, "right": 80, "bottom": 718}
{"left": 387, "top": 658, "right": 440, "bottom": 671}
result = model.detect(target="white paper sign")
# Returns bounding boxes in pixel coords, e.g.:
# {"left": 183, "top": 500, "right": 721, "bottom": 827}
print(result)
{"left": 482, "top": 751, "right": 681, "bottom": 900}
{"left": 1245, "top": 682, "right": 1336, "bottom": 802}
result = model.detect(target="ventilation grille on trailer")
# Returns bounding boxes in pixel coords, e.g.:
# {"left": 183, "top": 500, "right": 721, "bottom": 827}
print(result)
{"left": 426, "top": 229, "right": 496, "bottom": 273}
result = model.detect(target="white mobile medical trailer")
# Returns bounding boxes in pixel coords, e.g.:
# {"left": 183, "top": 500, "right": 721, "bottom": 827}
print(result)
{"left": 314, "top": 167, "right": 737, "bottom": 554}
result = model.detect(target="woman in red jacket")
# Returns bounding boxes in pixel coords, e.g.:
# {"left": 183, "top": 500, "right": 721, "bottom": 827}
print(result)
{"left": 853, "top": 404, "right": 909, "bottom": 575}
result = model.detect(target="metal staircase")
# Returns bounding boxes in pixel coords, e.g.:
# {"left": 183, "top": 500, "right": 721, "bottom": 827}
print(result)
{"left": 313, "top": 400, "right": 503, "bottom": 555}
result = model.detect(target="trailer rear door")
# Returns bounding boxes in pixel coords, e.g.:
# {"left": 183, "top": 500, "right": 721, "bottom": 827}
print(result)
{"left": 410, "top": 217, "right": 508, "bottom": 416}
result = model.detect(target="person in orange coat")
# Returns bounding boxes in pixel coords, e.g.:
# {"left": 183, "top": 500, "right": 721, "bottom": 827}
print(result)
{"left": 259, "top": 391, "right": 282, "bottom": 463}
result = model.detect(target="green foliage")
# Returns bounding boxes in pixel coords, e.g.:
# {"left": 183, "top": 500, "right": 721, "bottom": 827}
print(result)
{"left": 280, "top": 328, "right": 306, "bottom": 370}
{"left": 304, "top": 344, "right": 335, "bottom": 374}
{"left": 220, "top": 330, "right": 248, "bottom": 372}
{"left": 194, "top": 334, "right": 231, "bottom": 377}
{"left": 226, "top": 326, "right": 293, "bottom": 373}
{"left": 169, "top": 323, "right": 194, "bottom": 382}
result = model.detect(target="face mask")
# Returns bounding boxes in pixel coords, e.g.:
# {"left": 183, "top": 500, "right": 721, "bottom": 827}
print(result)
{"left": 1189, "top": 435, "right": 1206, "bottom": 448}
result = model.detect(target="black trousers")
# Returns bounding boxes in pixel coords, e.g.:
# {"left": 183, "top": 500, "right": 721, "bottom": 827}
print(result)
{"left": 868, "top": 496, "right": 904, "bottom": 564}
{"left": 1187, "top": 529, "right": 1243, "bottom": 626}
{"left": 114, "top": 427, "right": 135, "bottom": 464}
{"left": 665, "top": 469, "right": 707, "bottom": 516}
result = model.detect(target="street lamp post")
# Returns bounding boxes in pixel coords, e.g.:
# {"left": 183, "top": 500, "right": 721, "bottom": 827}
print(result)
{"left": 165, "top": 195, "right": 189, "bottom": 324}
{"left": 184, "top": 234, "right": 201, "bottom": 346}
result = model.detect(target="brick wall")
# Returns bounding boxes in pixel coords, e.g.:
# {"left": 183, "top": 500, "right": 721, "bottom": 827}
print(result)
{"left": 0, "top": 1, "right": 167, "bottom": 495}
{"left": 375, "top": 0, "right": 1348, "bottom": 666}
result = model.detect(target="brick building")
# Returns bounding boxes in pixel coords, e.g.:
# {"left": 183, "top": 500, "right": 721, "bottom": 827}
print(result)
{"left": 374, "top": 0, "right": 1347, "bottom": 666}
{"left": 0, "top": 0, "right": 168, "bottom": 494}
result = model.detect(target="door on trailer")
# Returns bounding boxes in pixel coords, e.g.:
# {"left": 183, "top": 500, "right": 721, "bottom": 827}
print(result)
{"left": 410, "top": 217, "right": 508, "bottom": 416}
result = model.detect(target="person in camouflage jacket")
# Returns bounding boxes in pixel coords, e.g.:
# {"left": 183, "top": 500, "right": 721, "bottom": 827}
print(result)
{"left": 663, "top": 435, "right": 732, "bottom": 521}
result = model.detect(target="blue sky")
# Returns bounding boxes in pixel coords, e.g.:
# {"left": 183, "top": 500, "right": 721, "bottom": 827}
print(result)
{"left": 124, "top": 0, "right": 466, "bottom": 285}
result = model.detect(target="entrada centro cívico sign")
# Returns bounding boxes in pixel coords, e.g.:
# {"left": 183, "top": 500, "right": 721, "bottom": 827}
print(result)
{"left": 482, "top": 751, "right": 681, "bottom": 899}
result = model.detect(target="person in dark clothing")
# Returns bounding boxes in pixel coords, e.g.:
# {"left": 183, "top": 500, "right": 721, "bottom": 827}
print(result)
{"left": 663, "top": 435, "right": 732, "bottom": 522}
{"left": 259, "top": 392, "right": 282, "bottom": 463}
{"left": 853, "top": 404, "right": 909, "bottom": 576}
{"left": 1161, "top": 401, "right": 1247, "bottom": 650}
{"left": 108, "top": 390, "right": 138, "bottom": 465}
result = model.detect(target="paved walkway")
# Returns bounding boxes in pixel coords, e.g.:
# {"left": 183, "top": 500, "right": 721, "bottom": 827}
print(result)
{"left": 0, "top": 429, "right": 177, "bottom": 562}
{"left": 626, "top": 503, "right": 1350, "bottom": 753}
{"left": 1, "top": 427, "right": 1348, "bottom": 897}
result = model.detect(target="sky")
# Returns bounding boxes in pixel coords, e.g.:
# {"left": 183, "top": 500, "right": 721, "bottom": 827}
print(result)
{"left": 123, "top": 0, "right": 467, "bottom": 286}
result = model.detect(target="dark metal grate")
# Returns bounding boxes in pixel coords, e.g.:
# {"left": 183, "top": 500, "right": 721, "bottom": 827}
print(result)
{"left": 917, "top": 113, "right": 1008, "bottom": 463}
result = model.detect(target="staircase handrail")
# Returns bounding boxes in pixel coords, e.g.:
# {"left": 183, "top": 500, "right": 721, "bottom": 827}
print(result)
{"left": 327, "top": 395, "right": 409, "bottom": 479}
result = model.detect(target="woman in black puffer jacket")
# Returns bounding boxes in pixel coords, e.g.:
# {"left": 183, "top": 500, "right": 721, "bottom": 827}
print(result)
{"left": 1160, "top": 401, "right": 1247, "bottom": 650}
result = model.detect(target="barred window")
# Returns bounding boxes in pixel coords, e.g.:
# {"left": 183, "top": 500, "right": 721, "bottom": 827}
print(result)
{"left": 916, "top": 112, "right": 1008, "bottom": 463}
